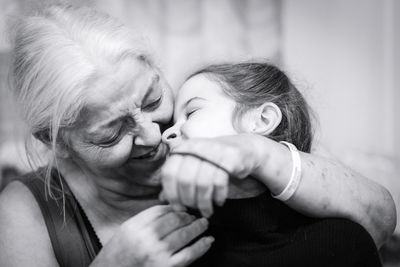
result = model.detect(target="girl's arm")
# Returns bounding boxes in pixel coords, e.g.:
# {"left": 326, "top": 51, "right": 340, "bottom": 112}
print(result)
{"left": 162, "top": 134, "right": 396, "bottom": 248}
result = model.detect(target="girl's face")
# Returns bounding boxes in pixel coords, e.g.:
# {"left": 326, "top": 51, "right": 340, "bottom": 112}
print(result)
{"left": 66, "top": 58, "right": 174, "bottom": 188}
{"left": 162, "top": 74, "right": 238, "bottom": 147}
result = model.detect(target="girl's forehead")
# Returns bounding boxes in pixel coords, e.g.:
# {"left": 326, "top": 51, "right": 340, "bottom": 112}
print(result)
{"left": 176, "top": 75, "right": 224, "bottom": 106}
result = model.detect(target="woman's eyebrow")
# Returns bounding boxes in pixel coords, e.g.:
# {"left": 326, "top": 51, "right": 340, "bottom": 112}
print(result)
{"left": 142, "top": 74, "right": 161, "bottom": 102}
{"left": 86, "top": 118, "right": 123, "bottom": 136}
{"left": 89, "top": 75, "right": 161, "bottom": 134}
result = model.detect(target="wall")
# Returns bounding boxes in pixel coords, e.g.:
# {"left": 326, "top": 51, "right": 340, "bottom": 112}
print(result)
{"left": 282, "top": 0, "right": 399, "bottom": 159}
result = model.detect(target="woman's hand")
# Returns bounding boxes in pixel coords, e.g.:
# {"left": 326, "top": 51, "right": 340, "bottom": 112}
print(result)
{"left": 160, "top": 134, "right": 267, "bottom": 217}
{"left": 90, "top": 205, "right": 213, "bottom": 267}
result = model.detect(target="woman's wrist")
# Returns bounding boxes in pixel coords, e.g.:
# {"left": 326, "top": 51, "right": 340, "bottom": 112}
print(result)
{"left": 250, "top": 136, "right": 293, "bottom": 195}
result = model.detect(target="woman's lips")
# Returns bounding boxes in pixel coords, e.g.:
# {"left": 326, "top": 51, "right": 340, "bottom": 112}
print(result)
{"left": 133, "top": 147, "right": 158, "bottom": 159}
{"left": 130, "top": 143, "right": 168, "bottom": 161}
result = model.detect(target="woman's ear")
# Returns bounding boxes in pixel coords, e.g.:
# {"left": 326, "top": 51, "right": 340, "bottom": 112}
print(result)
{"left": 33, "top": 130, "right": 71, "bottom": 159}
{"left": 54, "top": 143, "right": 71, "bottom": 159}
{"left": 245, "top": 102, "right": 282, "bottom": 135}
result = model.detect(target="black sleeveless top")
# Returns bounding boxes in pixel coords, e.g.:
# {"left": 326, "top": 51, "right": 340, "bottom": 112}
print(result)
{"left": 17, "top": 169, "right": 101, "bottom": 267}
{"left": 18, "top": 169, "right": 381, "bottom": 267}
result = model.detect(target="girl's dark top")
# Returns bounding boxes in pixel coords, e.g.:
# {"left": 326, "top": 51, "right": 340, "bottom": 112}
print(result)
{"left": 191, "top": 193, "right": 382, "bottom": 267}
{"left": 18, "top": 169, "right": 381, "bottom": 267}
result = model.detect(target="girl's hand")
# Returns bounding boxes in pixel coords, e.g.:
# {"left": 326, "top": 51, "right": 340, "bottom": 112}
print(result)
{"left": 90, "top": 205, "right": 213, "bottom": 267}
{"left": 160, "top": 134, "right": 267, "bottom": 217}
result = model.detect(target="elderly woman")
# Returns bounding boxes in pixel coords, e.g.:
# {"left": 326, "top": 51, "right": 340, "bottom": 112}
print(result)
{"left": 0, "top": 5, "right": 395, "bottom": 267}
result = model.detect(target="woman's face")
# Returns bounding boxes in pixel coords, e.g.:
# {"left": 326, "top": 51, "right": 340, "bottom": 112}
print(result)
{"left": 162, "top": 74, "right": 238, "bottom": 146}
{"left": 67, "top": 58, "right": 174, "bottom": 187}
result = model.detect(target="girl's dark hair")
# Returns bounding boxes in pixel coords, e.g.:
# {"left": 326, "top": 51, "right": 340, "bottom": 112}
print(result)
{"left": 188, "top": 62, "right": 313, "bottom": 152}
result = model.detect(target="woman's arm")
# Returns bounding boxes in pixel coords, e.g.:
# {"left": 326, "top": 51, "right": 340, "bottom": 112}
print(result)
{"left": 0, "top": 182, "right": 60, "bottom": 267}
{"left": 251, "top": 136, "right": 396, "bottom": 248}
{"left": 0, "top": 182, "right": 212, "bottom": 267}
{"left": 162, "top": 134, "right": 396, "bottom": 248}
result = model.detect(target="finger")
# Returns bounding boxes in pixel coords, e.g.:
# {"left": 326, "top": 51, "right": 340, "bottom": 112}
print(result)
{"left": 169, "top": 236, "right": 214, "bottom": 267}
{"left": 177, "top": 156, "right": 201, "bottom": 208}
{"left": 161, "top": 154, "right": 183, "bottom": 206}
{"left": 159, "top": 190, "right": 167, "bottom": 202}
{"left": 198, "top": 161, "right": 221, "bottom": 207}
{"left": 213, "top": 168, "right": 229, "bottom": 207}
{"left": 152, "top": 211, "right": 196, "bottom": 239}
{"left": 127, "top": 205, "right": 173, "bottom": 228}
{"left": 163, "top": 217, "right": 209, "bottom": 253}
{"left": 173, "top": 141, "right": 234, "bottom": 178}
{"left": 159, "top": 191, "right": 187, "bottom": 212}
{"left": 196, "top": 174, "right": 214, "bottom": 218}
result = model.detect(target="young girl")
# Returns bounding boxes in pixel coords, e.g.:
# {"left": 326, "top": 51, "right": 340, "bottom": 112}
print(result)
{"left": 161, "top": 62, "right": 383, "bottom": 266}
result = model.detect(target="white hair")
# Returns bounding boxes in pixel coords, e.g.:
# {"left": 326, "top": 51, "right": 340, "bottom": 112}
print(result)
{"left": 9, "top": 4, "right": 152, "bottom": 196}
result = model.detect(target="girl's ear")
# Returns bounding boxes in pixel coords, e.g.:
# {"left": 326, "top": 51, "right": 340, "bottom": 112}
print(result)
{"left": 245, "top": 102, "right": 282, "bottom": 135}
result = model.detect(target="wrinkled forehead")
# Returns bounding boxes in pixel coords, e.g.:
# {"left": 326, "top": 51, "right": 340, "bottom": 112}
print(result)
{"left": 86, "top": 59, "right": 155, "bottom": 108}
{"left": 78, "top": 58, "right": 161, "bottom": 126}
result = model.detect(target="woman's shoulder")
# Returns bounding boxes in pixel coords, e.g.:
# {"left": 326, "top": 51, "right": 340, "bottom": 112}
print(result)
{"left": 0, "top": 180, "right": 59, "bottom": 266}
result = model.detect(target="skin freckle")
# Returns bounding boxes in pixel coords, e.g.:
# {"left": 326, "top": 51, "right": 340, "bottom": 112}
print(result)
{"left": 321, "top": 167, "right": 328, "bottom": 180}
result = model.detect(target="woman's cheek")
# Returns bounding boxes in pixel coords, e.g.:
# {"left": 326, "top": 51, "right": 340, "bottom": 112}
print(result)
{"left": 95, "top": 135, "right": 133, "bottom": 168}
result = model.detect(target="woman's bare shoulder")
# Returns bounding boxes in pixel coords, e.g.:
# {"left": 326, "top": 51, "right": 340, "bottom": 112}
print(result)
{"left": 0, "top": 181, "right": 59, "bottom": 266}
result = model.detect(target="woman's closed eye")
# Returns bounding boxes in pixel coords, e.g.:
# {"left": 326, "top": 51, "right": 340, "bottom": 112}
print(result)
{"left": 92, "top": 129, "right": 123, "bottom": 148}
{"left": 142, "top": 94, "right": 163, "bottom": 112}
{"left": 97, "top": 134, "right": 121, "bottom": 147}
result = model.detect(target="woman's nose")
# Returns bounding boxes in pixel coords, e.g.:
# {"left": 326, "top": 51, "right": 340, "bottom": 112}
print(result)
{"left": 134, "top": 124, "right": 161, "bottom": 147}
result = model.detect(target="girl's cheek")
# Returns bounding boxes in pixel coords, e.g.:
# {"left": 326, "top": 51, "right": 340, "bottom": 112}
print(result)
{"left": 181, "top": 119, "right": 202, "bottom": 139}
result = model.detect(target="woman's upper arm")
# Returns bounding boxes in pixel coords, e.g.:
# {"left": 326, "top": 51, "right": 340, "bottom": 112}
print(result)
{"left": 297, "top": 150, "right": 396, "bottom": 248}
{"left": 254, "top": 139, "right": 396, "bottom": 247}
{"left": 0, "top": 181, "right": 59, "bottom": 267}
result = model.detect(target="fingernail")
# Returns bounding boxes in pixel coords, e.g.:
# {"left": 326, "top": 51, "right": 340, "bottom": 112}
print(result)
{"left": 205, "top": 236, "right": 215, "bottom": 244}
{"left": 172, "top": 204, "right": 186, "bottom": 211}
{"left": 217, "top": 199, "right": 225, "bottom": 207}
{"left": 199, "top": 217, "right": 209, "bottom": 226}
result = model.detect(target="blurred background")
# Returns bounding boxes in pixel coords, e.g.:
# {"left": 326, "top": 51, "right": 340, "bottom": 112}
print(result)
{"left": 0, "top": 0, "right": 399, "bottom": 264}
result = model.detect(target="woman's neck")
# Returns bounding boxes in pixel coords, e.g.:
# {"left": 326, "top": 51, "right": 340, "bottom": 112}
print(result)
{"left": 57, "top": 161, "right": 162, "bottom": 243}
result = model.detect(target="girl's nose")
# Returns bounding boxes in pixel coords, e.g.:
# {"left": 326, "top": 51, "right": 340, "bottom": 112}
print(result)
{"left": 162, "top": 125, "right": 182, "bottom": 149}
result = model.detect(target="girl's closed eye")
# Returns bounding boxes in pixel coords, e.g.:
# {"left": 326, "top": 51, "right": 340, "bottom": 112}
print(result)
{"left": 185, "top": 100, "right": 204, "bottom": 118}
{"left": 187, "top": 107, "right": 200, "bottom": 118}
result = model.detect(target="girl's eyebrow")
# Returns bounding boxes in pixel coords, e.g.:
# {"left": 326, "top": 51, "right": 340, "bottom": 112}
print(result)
{"left": 183, "top": 97, "right": 206, "bottom": 109}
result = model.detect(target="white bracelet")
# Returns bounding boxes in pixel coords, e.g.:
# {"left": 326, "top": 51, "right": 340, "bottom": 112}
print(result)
{"left": 272, "top": 141, "right": 302, "bottom": 201}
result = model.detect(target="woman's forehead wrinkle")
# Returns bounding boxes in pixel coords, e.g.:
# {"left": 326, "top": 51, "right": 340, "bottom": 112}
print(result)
{"left": 83, "top": 60, "right": 159, "bottom": 135}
